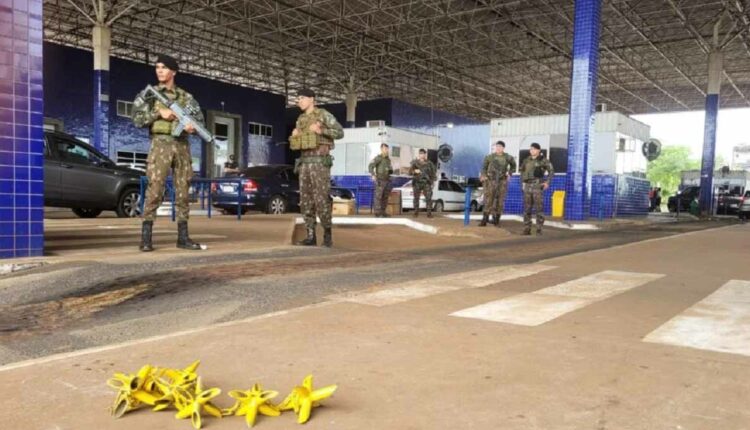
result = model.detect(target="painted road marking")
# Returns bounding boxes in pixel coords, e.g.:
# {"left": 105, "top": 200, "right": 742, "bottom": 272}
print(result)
{"left": 451, "top": 270, "right": 664, "bottom": 326}
{"left": 644, "top": 280, "right": 750, "bottom": 356}
{"left": 328, "top": 265, "right": 555, "bottom": 306}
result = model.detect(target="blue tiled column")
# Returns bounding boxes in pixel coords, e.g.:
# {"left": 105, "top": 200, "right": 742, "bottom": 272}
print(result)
{"left": 92, "top": 24, "right": 111, "bottom": 155}
{"left": 0, "top": 0, "right": 45, "bottom": 258}
{"left": 564, "top": 0, "right": 602, "bottom": 221}
{"left": 699, "top": 50, "right": 723, "bottom": 216}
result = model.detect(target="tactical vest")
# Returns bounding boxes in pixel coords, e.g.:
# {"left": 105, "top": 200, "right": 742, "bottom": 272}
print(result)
{"left": 413, "top": 160, "right": 433, "bottom": 184}
{"left": 150, "top": 87, "right": 188, "bottom": 136}
{"left": 486, "top": 154, "right": 512, "bottom": 179}
{"left": 522, "top": 157, "right": 549, "bottom": 182}
{"left": 291, "top": 108, "right": 333, "bottom": 151}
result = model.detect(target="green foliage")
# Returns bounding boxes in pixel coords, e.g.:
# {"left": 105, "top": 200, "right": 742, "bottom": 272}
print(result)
{"left": 646, "top": 146, "right": 700, "bottom": 197}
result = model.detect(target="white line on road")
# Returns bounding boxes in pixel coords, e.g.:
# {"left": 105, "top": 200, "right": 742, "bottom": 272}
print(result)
{"left": 451, "top": 271, "right": 664, "bottom": 326}
{"left": 328, "top": 264, "right": 556, "bottom": 306}
{"left": 644, "top": 280, "right": 750, "bottom": 356}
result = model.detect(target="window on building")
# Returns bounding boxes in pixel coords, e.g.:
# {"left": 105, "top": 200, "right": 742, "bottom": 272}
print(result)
{"left": 249, "top": 122, "right": 273, "bottom": 137}
{"left": 117, "top": 100, "right": 134, "bottom": 118}
{"left": 391, "top": 146, "right": 400, "bottom": 157}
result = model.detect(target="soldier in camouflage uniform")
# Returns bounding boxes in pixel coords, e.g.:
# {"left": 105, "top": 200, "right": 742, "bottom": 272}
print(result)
{"left": 409, "top": 148, "right": 437, "bottom": 217}
{"left": 519, "top": 142, "right": 554, "bottom": 235}
{"left": 291, "top": 88, "right": 344, "bottom": 247}
{"left": 369, "top": 143, "right": 393, "bottom": 217}
{"left": 131, "top": 54, "right": 203, "bottom": 252}
{"left": 479, "top": 141, "right": 516, "bottom": 227}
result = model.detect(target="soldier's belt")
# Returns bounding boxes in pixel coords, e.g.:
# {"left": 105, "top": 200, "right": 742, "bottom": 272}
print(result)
{"left": 299, "top": 156, "right": 327, "bottom": 163}
{"left": 290, "top": 131, "right": 320, "bottom": 150}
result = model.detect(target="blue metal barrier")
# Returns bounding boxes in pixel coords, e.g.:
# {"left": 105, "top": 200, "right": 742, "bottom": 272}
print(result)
{"left": 139, "top": 177, "right": 244, "bottom": 221}
{"left": 464, "top": 186, "right": 472, "bottom": 226}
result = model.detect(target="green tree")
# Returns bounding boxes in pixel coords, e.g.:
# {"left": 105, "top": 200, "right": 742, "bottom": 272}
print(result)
{"left": 646, "top": 146, "right": 700, "bottom": 197}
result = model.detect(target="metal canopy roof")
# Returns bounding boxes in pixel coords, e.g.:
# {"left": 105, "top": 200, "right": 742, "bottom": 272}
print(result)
{"left": 43, "top": 0, "right": 750, "bottom": 120}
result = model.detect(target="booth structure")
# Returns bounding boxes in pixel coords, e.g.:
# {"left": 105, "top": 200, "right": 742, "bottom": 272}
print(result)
{"left": 486, "top": 112, "right": 653, "bottom": 218}
{"left": 331, "top": 126, "right": 439, "bottom": 208}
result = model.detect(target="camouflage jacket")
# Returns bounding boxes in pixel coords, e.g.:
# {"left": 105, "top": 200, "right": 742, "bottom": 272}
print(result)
{"left": 295, "top": 107, "right": 344, "bottom": 156}
{"left": 369, "top": 154, "right": 393, "bottom": 180}
{"left": 409, "top": 159, "right": 437, "bottom": 184}
{"left": 519, "top": 155, "right": 554, "bottom": 183}
{"left": 132, "top": 84, "right": 204, "bottom": 140}
{"left": 481, "top": 153, "right": 516, "bottom": 181}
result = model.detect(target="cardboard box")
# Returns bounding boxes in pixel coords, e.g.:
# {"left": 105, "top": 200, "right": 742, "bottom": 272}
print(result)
{"left": 332, "top": 199, "right": 355, "bottom": 215}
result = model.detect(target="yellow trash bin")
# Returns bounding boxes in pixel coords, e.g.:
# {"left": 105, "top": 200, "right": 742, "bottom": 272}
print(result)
{"left": 552, "top": 190, "right": 565, "bottom": 218}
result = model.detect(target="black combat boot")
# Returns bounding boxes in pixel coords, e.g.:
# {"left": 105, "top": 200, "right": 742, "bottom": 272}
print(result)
{"left": 298, "top": 226, "right": 317, "bottom": 246}
{"left": 413, "top": 209, "right": 419, "bottom": 218}
{"left": 522, "top": 228, "right": 532, "bottom": 236}
{"left": 536, "top": 227, "right": 543, "bottom": 236}
{"left": 176, "top": 221, "right": 202, "bottom": 250}
{"left": 427, "top": 211, "right": 433, "bottom": 218}
{"left": 322, "top": 227, "right": 333, "bottom": 247}
{"left": 139, "top": 220, "right": 154, "bottom": 252}
{"left": 479, "top": 214, "right": 489, "bottom": 227}
{"left": 492, "top": 215, "right": 500, "bottom": 227}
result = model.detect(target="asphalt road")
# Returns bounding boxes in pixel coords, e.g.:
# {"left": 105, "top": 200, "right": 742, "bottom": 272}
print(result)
{"left": 0, "top": 220, "right": 731, "bottom": 365}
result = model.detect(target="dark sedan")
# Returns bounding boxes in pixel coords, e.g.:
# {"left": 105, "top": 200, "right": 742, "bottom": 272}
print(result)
{"left": 211, "top": 164, "right": 355, "bottom": 215}
{"left": 44, "top": 131, "right": 143, "bottom": 218}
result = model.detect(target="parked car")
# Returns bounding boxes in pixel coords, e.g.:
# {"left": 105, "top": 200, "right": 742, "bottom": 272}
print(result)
{"left": 397, "top": 179, "right": 475, "bottom": 212}
{"left": 44, "top": 131, "right": 143, "bottom": 218}
{"left": 667, "top": 186, "right": 699, "bottom": 213}
{"left": 211, "top": 164, "right": 354, "bottom": 215}
{"left": 738, "top": 190, "right": 750, "bottom": 220}
{"left": 716, "top": 192, "right": 742, "bottom": 215}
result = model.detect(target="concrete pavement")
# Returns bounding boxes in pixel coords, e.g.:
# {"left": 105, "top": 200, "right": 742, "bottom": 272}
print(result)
{"left": 1, "top": 223, "right": 748, "bottom": 429}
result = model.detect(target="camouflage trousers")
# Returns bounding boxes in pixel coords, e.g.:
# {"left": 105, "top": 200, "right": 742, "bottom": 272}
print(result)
{"left": 373, "top": 178, "right": 392, "bottom": 215}
{"left": 143, "top": 135, "right": 193, "bottom": 222}
{"left": 413, "top": 182, "right": 433, "bottom": 212}
{"left": 522, "top": 180, "right": 545, "bottom": 230}
{"left": 483, "top": 179, "right": 508, "bottom": 216}
{"left": 299, "top": 160, "right": 332, "bottom": 229}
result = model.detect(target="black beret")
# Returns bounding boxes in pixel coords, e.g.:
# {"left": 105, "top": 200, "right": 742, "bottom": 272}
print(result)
{"left": 297, "top": 88, "right": 316, "bottom": 98}
{"left": 530, "top": 142, "right": 541, "bottom": 150}
{"left": 380, "top": 143, "right": 389, "bottom": 148}
{"left": 156, "top": 54, "right": 179, "bottom": 72}
{"left": 495, "top": 140, "right": 506, "bottom": 147}
{"left": 418, "top": 148, "right": 427, "bottom": 154}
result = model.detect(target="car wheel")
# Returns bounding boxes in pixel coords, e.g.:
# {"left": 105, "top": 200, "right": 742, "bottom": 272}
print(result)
{"left": 433, "top": 200, "right": 444, "bottom": 213}
{"left": 116, "top": 189, "right": 142, "bottom": 218}
{"left": 470, "top": 201, "right": 478, "bottom": 212}
{"left": 72, "top": 208, "right": 103, "bottom": 218}
{"left": 267, "top": 195, "right": 287, "bottom": 214}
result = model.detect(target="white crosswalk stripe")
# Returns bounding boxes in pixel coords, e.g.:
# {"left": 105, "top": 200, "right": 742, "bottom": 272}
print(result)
{"left": 643, "top": 280, "right": 750, "bottom": 356}
{"left": 327, "top": 264, "right": 556, "bottom": 306}
{"left": 450, "top": 270, "right": 664, "bottom": 326}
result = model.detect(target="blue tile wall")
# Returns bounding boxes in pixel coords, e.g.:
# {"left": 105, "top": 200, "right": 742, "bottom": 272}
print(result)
{"left": 43, "top": 42, "right": 287, "bottom": 171}
{"left": 0, "top": 0, "right": 44, "bottom": 258}
{"left": 564, "top": 0, "right": 602, "bottom": 221}
{"left": 613, "top": 175, "right": 650, "bottom": 217}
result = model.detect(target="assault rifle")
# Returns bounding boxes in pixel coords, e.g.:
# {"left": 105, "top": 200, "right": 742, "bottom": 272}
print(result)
{"left": 144, "top": 85, "right": 215, "bottom": 143}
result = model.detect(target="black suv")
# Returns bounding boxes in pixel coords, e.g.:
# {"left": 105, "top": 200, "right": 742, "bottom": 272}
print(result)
{"left": 44, "top": 131, "right": 143, "bottom": 218}
{"left": 667, "top": 186, "right": 699, "bottom": 213}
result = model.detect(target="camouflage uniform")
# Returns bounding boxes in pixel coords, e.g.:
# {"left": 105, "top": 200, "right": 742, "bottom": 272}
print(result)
{"left": 409, "top": 158, "right": 437, "bottom": 215}
{"left": 481, "top": 153, "right": 516, "bottom": 217}
{"left": 368, "top": 154, "right": 393, "bottom": 216}
{"left": 519, "top": 155, "right": 554, "bottom": 233}
{"left": 132, "top": 84, "right": 203, "bottom": 222}
{"left": 294, "top": 108, "right": 344, "bottom": 231}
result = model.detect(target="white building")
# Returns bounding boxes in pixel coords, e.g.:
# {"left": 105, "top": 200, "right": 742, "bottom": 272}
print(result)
{"left": 731, "top": 144, "right": 750, "bottom": 171}
{"left": 489, "top": 112, "right": 651, "bottom": 175}
{"left": 331, "top": 125, "right": 439, "bottom": 176}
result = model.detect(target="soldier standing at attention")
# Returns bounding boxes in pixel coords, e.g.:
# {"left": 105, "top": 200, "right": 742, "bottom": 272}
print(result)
{"left": 290, "top": 88, "right": 344, "bottom": 247}
{"left": 479, "top": 140, "right": 516, "bottom": 227}
{"left": 409, "top": 148, "right": 437, "bottom": 218}
{"left": 132, "top": 54, "right": 203, "bottom": 252}
{"left": 519, "top": 142, "right": 554, "bottom": 235}
{"left": 369, "top": 143, "right": 393, "bottom": 218}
